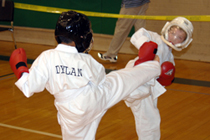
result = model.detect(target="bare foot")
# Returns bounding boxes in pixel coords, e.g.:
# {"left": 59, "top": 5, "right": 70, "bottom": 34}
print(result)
{"left": 154, "top": 55, "right": 160, "bottom": 62}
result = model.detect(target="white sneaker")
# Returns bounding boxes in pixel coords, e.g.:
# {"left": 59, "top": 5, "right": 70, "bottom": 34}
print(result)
{"left": 98, "top": 53, "right": 118, "bottom": 63}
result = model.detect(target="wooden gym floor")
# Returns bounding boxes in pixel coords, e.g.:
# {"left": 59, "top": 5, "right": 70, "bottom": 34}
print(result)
{"left": 0, "top": 41, "right": 210, "bottom": 140}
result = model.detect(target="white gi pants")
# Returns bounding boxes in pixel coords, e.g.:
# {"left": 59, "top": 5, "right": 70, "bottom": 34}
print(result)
{"left": 125, "top": 90, "right": 162, "bottom": 140}
{"left": 124, "top": 59, "right": 166, "bottom": 140}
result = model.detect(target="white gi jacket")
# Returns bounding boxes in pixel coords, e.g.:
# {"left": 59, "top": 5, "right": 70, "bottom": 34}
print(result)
{"left": 124, "top": 28, "right": 175, "bottom": 140}
{"left": 15, "top": 44, "right": 160, "bottom": 140}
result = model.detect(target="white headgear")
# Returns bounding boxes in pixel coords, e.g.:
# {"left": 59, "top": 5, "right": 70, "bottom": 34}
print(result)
{"left": 161, "top": 17, "right": 193, "bottom": 51}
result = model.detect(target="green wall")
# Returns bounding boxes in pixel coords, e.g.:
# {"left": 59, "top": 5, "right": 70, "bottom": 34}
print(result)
{"left": 8, "top": 0, "right": 135, "bottom": 36}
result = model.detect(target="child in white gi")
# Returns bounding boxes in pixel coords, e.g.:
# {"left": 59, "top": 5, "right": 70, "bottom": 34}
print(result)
{"left": 9, "top": 11, "right": 161, "bottom": 140}
{"left": 124, "top": 17, "right": 194, "bottom": 140}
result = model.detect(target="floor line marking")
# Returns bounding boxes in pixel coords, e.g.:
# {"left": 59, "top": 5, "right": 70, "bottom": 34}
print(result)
{"left": 0, "top": 73, "right": 14, "bottom": 78}
{"left": 0, "top": 74, "right": 14, "bottom": 81}
{"left": 166, "top": 88, "right": 210, "bottom": 95}
{"left": 0, "top": 123, "right": 62, "bottom": 139}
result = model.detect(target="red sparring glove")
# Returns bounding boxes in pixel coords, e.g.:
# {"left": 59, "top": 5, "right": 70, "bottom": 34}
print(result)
{"left": 9, "top": 48, "right": 29, "bottom": 79}
{"left": 134, "top": 41, "right": 158, "bottom": 66}
{"left": 157, "top": 61, "right": 175, "bottom": 86}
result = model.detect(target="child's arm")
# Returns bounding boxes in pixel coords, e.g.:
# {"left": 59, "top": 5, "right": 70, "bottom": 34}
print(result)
{"left": 10, "top": 48, "right": 48, "bottom": 98}
{"left": 130, "top": 28, "right": 151, "bottom": 50}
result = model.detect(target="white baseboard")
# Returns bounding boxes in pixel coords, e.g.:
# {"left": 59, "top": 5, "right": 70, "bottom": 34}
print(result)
{"left": 0, "top": 25, "right": 138, "bottom": 55}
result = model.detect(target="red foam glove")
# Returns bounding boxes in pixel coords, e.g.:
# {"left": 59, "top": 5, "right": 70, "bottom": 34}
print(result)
{"left": 9, "top": 48, "right": 29, "bottom": 79}
{"left": 134, "top": 41, "right": 158, "bottom": 66}
{"left": 157, "top": 61, "right": 175, "bottom": 86}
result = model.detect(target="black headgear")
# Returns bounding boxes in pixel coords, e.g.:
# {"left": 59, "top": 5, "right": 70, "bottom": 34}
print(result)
{"left": 55, "top": 11, "right": 93, "bottom": 52}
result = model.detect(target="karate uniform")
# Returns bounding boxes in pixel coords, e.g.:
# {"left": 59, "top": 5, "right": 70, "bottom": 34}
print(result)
{"left": 15, "top": 44, "right": 160, "bottom": 140}
{"left": 124, "top": 28, "right": 175, "bottom": 140}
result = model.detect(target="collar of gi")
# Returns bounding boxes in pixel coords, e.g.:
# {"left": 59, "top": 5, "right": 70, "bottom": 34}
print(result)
{"left": 55, "top": 44, "right": 78, "bottom": 53}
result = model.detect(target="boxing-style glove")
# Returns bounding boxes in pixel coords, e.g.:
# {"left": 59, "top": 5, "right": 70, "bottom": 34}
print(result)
{"left": 9, "top": 48, "right": 29, "bottom": 79}
{"left": 157, "top": 61, "right": 175, "bottom": 86}
{"left": 134, "top": 41, "right": 158, "bottom": 66}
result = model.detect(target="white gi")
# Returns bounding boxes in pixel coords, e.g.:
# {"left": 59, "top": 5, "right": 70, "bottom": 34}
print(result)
{"left": 124, "top": 28, "right": 175, "bottom": 140}
{"left": 15, "top": 44, "right": 160, "bottom": 140}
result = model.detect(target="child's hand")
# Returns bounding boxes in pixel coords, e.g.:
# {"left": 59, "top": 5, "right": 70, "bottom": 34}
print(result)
{"left": 134, "top": 41, "right": 158, "bottom": 66}
{"left": 157, "top": 61, "right": 175, "bottom": 86}
{"left": 9, "top": 48, "right": 29, "bottom": 79}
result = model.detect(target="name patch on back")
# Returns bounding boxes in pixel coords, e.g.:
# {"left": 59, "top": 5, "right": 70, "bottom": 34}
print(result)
{"left": 55, "top": 65, "right": 82, "bottom": 77}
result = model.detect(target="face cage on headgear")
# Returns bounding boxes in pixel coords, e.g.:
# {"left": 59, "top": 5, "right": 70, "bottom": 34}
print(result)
{"left": 161, "top": 17, "right": 193, "bottom": 51}
{"left": 55, "top": 11, "right": 93, "bottom": 53}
